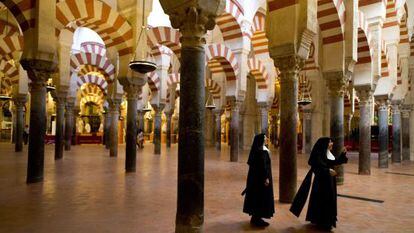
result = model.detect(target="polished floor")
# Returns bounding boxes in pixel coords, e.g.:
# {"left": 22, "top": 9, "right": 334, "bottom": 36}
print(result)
{"left": 0, "top": 142, "right": 413, "bottom": 233}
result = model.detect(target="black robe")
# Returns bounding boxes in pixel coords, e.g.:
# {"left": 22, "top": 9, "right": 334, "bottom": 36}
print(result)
{"left": 242, "top": 149, "right": 275, "bottom": 218}
{"left": 290, "top": 148, "right": 347, "bottom": 228}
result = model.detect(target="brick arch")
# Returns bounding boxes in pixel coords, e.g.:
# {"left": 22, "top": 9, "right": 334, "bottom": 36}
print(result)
{"left": 81, "top": 83, "right": 105, "bottom": 97}
{"left": 205, "top": 44, "right": 239, "bottom": 84}
{"left": 167, "top": 73, "right": 180, "bottom": 87}
{"left": 399, "top": 16, "right": 409, "bottom": 45}
{"left": 384, "top": 0, "right": 397, "bottom": 29}
{"left": 381, "top": 49, "right": 389, "bottom": 78}
{"left": 77, "top": 74, "right": 108, "bottom": 94}
{"left": 271, "top": 94, "right": 279, "bottom": 110}
{"left": 166, "top": 88, "right": 180, "bottom": 104}
{"left": 1, "top": 0, "right": 35, "bottom": 32}
{"left": 356, "top": 11, "right": 371, "bottom": 66}
{"left": 303, "top": 43, "right": 318, "bottom": 71}
{"left": 205, "top": 78, "right": 221, "bottom": 99}
{"left": 0, "top": 35, "right": 23, "bottom": 60}
{"left": 80, "top": 95, "right": 103, "bottom": 106}
{"left": 70, "top": 52, "right": 115, "bottom": 81}
{"left": 216, "top": 0, "right": 244, "bottom": 42}
{"left": 251, "top": 10, "right": 269, "bottom": 55}
{"left": 147, "top": 26, "right": 181, "bottom": 59}
{"left": 80, "top": 41, "right": 106, "bottom": 56}
{"left": 0, "top": 59, "right": 19, "bottom": 88}
{"left": 147, "top": 72, "right": 160, "bottom": 92}
{"left": 0, "top": 19, "right": 21, "bottom": 36}
{"left": 56, "top": 0, "right": 133, "bottom": 56}
{"left": 317, "top": 0, "right": 345, "bottom": 45}
{"left": 248, "top": 57, "right": 269, "bottom": 89}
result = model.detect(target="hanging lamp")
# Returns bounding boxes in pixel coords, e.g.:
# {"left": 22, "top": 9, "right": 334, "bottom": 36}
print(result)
{"left": 129, "top": 0, "right": 157, "bottom": 74}
{"left": 297, "top": 76, "right": 311, "bottom": 106}
{"left": 205, "top": 92, "right": 216, "bottom": 110}
{"left": 142, "top": 101, "right": 152, "bottom": 113}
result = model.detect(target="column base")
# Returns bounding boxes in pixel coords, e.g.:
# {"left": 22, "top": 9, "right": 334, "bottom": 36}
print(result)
{"left": 175, "top": 224, "right": 203, "bottom": 233}
{"left": 26, "top": 176, "right": 43, "bottom": 184}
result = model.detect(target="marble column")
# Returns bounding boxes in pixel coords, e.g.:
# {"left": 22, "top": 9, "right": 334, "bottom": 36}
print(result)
{"left": 238, "top": 109, "right": 244, "bottom": 150}
{"left": 258, "top": 102, "right": 269, "bottom": 135}
{"left": 391, "top": 101, "right": 402, "bottom": 163}
{"left": 402, "top": 106, "right": 411, "bottom": 161}
{"left": 344, "top": 114, "right": 353, "bottom": 140}
{"left": 13, "top": 95, "right": 27, "bottom": 152}
{"left": 326, "top": 72, "right": 347, "bottom": 185}
{"left": 109, "top": 99, "right": 121, "bottom": 157}
{"left": 229, "top": 98, "right": 241, "bottom": 162}
{"left": 153, "top": 104, "right": 164, "bottom": 155}
{"left": 273, "top": 55, "right": 304, "bottom": 203}
{"left": 123, "top": 85, "right": 140, "bottom": 172}
{"left": 12, "top": 107, "right": 16, "bottom": 144}
{"left": 213, "top": 109, "right": 222, "bottom": 151}
{"left": 72, "top": 107, "right": 80, "bottom": 146}
{"left": 22, "top": 59, "right": 55, "bottom": 183}
{"left": 205, "top": 108, "right": 214, "bottom": 147}
{"left": 377, "top": 100, "right": 389, "bottom": 168}
{"left": 54, "top": 92, "right": 67, "bottom": 160}
{"left": 166, "top": 111, "right": 173, "bottom": 148}
{"left": 64, "top": 99, "right": 74, "bottom": 151}
{"left": 271, "top": 114, "right": 279, "bottom": 146}
{"left": 160, "top": 4, "right": 223, "bottom": 232}
{"left": 137, "top": 110, "right": 145, "bottom": 132}
{"left": 303, "top": 108, "right": 312, "bottom": 154}
{"left": 356, "top": 88, "right": 373, "bottom": 175}
{"left": 104, "top": 111, "right": 111, "bottom": 149}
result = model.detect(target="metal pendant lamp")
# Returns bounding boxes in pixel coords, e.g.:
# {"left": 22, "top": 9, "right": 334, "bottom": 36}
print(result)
{"left": 129, "top": 0, "right": 157, "bottom": 74}
{"left": 205, "top": 92, "right": 216, "bottom": 110}
{"left": 142, "top": 101, "right": 152, "bottom": 113}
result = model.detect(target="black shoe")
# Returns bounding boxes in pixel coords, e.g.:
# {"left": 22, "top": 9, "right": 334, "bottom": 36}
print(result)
{"left": 250, "top": 217, "right": 270, "bottom": 227}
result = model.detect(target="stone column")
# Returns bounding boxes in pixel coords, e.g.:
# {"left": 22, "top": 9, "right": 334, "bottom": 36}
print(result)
{"left": 238, "top": 108, "right": 244, "bottom": 150}
{"left": 344, "top": 113, "right": 353, "bottom": 140}
{"left": 258, "top": 102, "right": 269, "bottom": 135}
{"left": 137, "top": 110, "right": 145, "bottom": 132}
{"left": 12, "top": 106, "right": 16, "bottom": 144}
{"left": 213, "top": 109, "right": 222, "bottom": 151}
{"left": 205, "top": 108, "right": 214, "bottom": 147}
{"left": 13, "top": 95, "right": 27, "bottom": 152}
{"left": 303, "top": 108, "right": 312, "bottom": 154}
{"left": 356, "top": 87, "right": 373, "bottom": 175}
{"left": 326, "top": 72, "right": 347, "bottom": 185}
{"left": 153, "top": 104, "right": 164, "bottom": 155}
{"left": 54, "top": 92, "right": 67, "bottom": 160}
{"left": 72, "top": 107, "right": 80, "bottom": 146}
{"left": 402, "top": 106, "right": 411, "bottom": 161}
{"left": 377, "top": 100, "right": 389, "bottom": 168}
{"left": 22, "top": 60, "right": 56, "bottom": 183}
{"left": 108, "top": 99, "right": 121, "bottom": 157}
{"left": 64, "top": 99, "right": 74, "bottom": 151}
{"left": 273, "top": 55, "right": 304, "bottom": 203}
{"left": 165, "top": 111, "right": 173, "bottom": 148}
{"left": 391, "top": 101, "right": 402, "bottom": 163}
{"left": 271, "top": 114, "right": 279, "bottom": 146}
{"left": 229, "top": 98, "right": 241, "bottom": 162}
{"left": 104, "top": 111, "right": 112, "bottom": 149}
{"left": 160, "top": 4, "right": 223, "bottom": 232}
{"left": 122, "top": 84, "right": 140, "bottom": 172}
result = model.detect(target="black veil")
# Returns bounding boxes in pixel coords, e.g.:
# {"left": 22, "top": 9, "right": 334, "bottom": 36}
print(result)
{"left": 247, "top": 133, "right": 265, "bottom": 165}
{"left": 308, "top": 137, "right": 331, "bottom": 168}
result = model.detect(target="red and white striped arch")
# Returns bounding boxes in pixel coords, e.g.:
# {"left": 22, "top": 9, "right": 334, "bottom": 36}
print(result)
{"left": 384, "top": 0, "right": 398, "bottom": 28}
{"left": 205, "top": 44, "right": 239, "bottom": 83}
{"left": 397, "top": 64, "right": 402, "bottom": 85}
{"left": 1, "top": 0, "right": 35, "bottom": 32}
{"left": 147, "top": 72, "right": 160, "bottom": 93}
{"left": 248, "top": 57, "right": 269, "bottom": 89}
{"left": 81, "top": 83, "right": 105, "bottom": 97}
{"left": 356, "top": 11, "right": 371, "bottom": 66}
{"left": 271, "top": 95, "right": 279, "bottom": 109}
{"left": 0, "top": 35, "right": 23, "bottom": 58}
{"left": 251, "top": 11, "right": 269, "bottom": 56}
{"left": 206, "top": 78, "right": 221, "bottom": 99}
{"left": 0, "top": 19, "right": 21, "bottom": 36}
{"left": 399, "top": 16, "right": 409, "bottom": 45}
{"left": 0, "top": 59, "right": 18, "bottom": 87}
{"left": 147, "top": 26, "right": 181, "bottom": 58}
{"left": 167, "top": 73, "right": 180, "bottom": 87}
{"left": 215, "top": 0, "right": 244, "bottom": 42}
{"left": 70, "top": 52, "right": 115, "bottom": 81}
{"left": 80, "top": 41, "right": 106, "bottom": 56}
{"left": 317, "top": 0, "right": 345, "bottom": 45}
{"left": 381, "top": 50, "right": 389, "bottom": 78}
{"left": 303, "top": 43, "right": 318, "bottom": 71}
{"left": 77, "top": 74, "right": 108, "bottom": 93}
{"left": 165, "top": 88, "right": 180, "bottom": 104}
{"left": 56, "top": 0, "right": 133, "bottom": 56}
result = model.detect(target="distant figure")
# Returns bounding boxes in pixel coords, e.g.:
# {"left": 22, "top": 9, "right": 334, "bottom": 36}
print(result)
{"left": 84, "top": 123, "right": 91, "bottom": 133}
{"left": 23, "top": 125, "right": 29, "bottom": 145}
{"left": 137, "top": 129, "right": 144, "bottom": 149}
{"left": 242, "top": 133, "right": 275, "bottom": 227}
{"left": 290, "top": 137, "right": 348, "bottom": 231}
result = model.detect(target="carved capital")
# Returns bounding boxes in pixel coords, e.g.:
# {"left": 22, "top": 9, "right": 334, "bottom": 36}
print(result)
{"left": 324, "top": 71, "right": 348, "bottom": 97}
{"left": 21, "top": 59, "right": 57, "bottom": 89}
{"left": 272, "top": 54, "right": 305, "bottom": 75}
{"left": 108, "top": 98, "right": 122, "bottom": 112}
{"left": 123, "top": 84, "right": 141, "bottom": 100}
{"left": 391, "top": 101, "right": 401, "bottom": 114}
{"left": 401, "top": 105, "right": 412, "bottom": 118}
{"left": 355, "top": 86, "right": 373, "bottom": 106}
{"left": 12, "top": 94, "right": 27, "bottom": 108}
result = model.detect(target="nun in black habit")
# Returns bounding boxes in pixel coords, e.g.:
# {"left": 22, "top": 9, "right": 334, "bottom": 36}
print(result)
{"left": 290, "top": 137, "right": 348, "bottom": 230}
{"left": 242, "top": 133, "right": 275, "bottom": 227}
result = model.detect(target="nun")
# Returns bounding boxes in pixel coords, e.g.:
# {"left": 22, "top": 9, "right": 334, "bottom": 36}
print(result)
{"left": 242, "top": 133, "right": 275, "bottom": 227}
{"left": 290, "top": 137, "right": 348, "bottom": 230}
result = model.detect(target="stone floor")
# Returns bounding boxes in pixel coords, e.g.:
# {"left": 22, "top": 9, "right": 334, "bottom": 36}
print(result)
{"left": 0, "top": 142, "right": 413, "bottom": 233}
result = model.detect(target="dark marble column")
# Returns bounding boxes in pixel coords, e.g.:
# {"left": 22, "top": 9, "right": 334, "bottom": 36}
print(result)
{"left": 213, "top": 109, "right": 222, "bottom": 151}
{"left": 54, "top": 92, "right": 67, "bottom": 160}
{"left": 21, "top": 59, "right": 56, "bottom": 183}
{"left": 273, "top": 55, "right": 304, "bottom": 203}
{"left": 326, "top": 72, "right": 347, "bottom": 185}
{"left": 109, "top": 99, "right": 121, "bottom": 157}
{"left": 13, "top": 95, "right": 27, "bottom": 152}
{"left": 238, "top": 108, "right": 244, "bottom": 150}
{"left": 377, "top": 100, "right": 389, "bottom": 168}
{"left": 122, "top": 85, "right": 140, "bottom": 172}
{"left": 64, "top": 99, "right": 74, "bottom": 151}
{"left": 166, "top": 111, "right": 173, "bottom": 148}
{"left": 391, "top": 101, "right": 402, "bottom": 163}
{"left": 104, "top": 111, "right": 112, "bottom": 149}
{"left": 271, "top": 114, "right": 279, "bottom": 146}
{"left": 229, "top": 98, "right": 241, "bottom": 162}
{"left": 401, "top": 106, "right": 411, "bottom": 161}
{"left": 356, "top": 88, "right": 373, "bottom": 175}
{"left": 258, "top": 102, "right": 269, "bottom": 135}
{"left": 137, "top": 110, "right": 145, "bottom": 132}
{"left": 303, "top": 108, "right": 312, "bottom": 154}
{"left": 12, "top": 107, "right": 16, "bottom": 144}
{"left": 72, "top": 107, "right": 80, "bottom": 146}
{"left": 153, "top": 104, "right": 164, "bottom": 155}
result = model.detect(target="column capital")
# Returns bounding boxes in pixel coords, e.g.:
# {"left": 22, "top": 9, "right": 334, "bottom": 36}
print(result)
{"left": 123, "top": 84, "right": 141, "bottom": 100}
{"left": 355, "top": 86, "right": 374, "bottom": 105}
{"left": 21, "top": 59, "right": 57, "bottom": 88}
{"left": 161, "top": 1, "right": 225, "bottom": 47}
{"left": 53, "top": 90, "right": 68, "bottom": 105}
{"left": 227, "top": 97, "right": 242, "bottom": 111}
{"left": 401, "top": 105, "right": 412, "bottom": 118}
{"left": 324, "top": 71, "right": 348, "bottom": 97}
{"left": 12, "top": 94, "right": 27, "bottom": 107}
{"left": 212, "top": 108, "right": 224, "bottom": 115}
{"left": 271, "top": 54, "right": 305, "bottom": 75}
{"left": 152, "top": 103, "right": 165, "bottom": 113}
{"left": 108, "top": 98, "right": 122, "bottom": 110}
{"left": 391, "top": 101, "right": 402, "bottom": 114}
